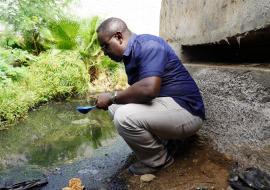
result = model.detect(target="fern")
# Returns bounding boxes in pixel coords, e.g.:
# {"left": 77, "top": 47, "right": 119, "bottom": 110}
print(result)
{"left": 79, "top": 16, "right": 101, "bottom": 59}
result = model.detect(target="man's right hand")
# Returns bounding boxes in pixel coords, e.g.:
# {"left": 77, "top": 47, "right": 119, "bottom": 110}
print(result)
{"left": 96, "top": 92, "right": 113, "bottom": 110}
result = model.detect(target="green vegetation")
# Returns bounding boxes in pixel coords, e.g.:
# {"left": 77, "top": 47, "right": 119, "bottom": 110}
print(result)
{"left": 0, "top": 0, "right": 127, "bottom": 128}
{"left": 0, "top": 0, "right": 73, "bottom": 55}
{"left": 0, "top": 49, "right": 89, "bottom": 127}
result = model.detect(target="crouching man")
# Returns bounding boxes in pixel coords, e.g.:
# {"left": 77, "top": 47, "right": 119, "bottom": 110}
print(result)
{"left": 95, "top": 17, "right": 205, "bottom": 175}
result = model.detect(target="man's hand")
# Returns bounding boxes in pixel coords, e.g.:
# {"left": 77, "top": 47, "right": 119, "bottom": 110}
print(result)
{"left": 96, "top": 77, "right": 161, "bottom": 109}
{"left": 96, "top": 92, "right": 112, "bottom": 110}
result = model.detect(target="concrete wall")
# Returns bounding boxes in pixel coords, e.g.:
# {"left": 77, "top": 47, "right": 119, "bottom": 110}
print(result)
{"left": 160, "top": 0, "right": 270, "bottom": 58}
{"left": 160, "top": 0, "right": 270, "bottom": 45}
{"left": 159, "top": 0, "right": 270, "bottom": 172}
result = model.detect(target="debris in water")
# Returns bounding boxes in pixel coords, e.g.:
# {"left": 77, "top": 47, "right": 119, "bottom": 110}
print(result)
{"left": 62, "top": 178, "right": 85, "bottom": 190}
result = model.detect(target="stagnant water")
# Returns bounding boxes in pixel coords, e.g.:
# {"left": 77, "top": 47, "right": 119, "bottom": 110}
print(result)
{"left": 0, "top": 99, "right": 131, "bottom": 189}
{"left": 0, "top": 99, "right": 117, "bottom": 170}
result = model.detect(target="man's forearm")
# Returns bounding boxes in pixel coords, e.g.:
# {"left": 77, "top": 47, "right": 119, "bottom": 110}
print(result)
{"left": 114, "top": 76, "right": 161, "bottom": 104}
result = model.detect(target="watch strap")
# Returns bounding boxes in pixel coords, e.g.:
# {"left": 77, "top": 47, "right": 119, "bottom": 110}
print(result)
{"left": 111, "top": 91, "right": 117, "bottom": 104}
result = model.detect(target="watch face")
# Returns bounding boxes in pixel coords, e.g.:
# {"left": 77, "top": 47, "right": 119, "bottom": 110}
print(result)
{"left": 112, "top": 91, "right": 117, "bottom": 104}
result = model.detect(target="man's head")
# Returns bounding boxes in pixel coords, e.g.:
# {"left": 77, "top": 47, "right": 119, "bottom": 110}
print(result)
{"left": 96, "top": 17, "right": 131, "bottom": 62}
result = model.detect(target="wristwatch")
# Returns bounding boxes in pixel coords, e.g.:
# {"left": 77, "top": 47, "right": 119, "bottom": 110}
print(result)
{"left": 111, "top": 91, "right": 118, "bottom": 104}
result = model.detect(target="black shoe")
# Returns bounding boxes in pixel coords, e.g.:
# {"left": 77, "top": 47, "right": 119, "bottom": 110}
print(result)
{"left": 128, "top": 157, "right": 174, "bottom": 175}
{"left": 166, "top": 139, "right": 183, "bottom": 156}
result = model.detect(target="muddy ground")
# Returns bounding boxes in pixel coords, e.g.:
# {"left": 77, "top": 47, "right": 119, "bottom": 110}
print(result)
{"left": 109, "top": 136, "right": 234, "bottom": 190}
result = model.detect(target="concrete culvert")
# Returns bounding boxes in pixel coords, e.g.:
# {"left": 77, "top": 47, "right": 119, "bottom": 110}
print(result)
{"left": 160, "top": 0, "right": 270, "bottom": 174}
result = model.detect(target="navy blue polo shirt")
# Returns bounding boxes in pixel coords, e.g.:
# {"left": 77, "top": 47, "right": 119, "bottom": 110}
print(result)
{"left": 123, "top": 34, "right": 205, "bottom": 120}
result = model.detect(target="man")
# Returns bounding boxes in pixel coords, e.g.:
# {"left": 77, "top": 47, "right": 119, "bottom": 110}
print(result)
{"left": 95, "top": 17, "right": 205, "bottom": 175}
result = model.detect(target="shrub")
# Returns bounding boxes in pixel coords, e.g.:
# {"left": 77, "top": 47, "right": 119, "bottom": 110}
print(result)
{"left": 0, "top": 50, "right": 89, "bottom": 128}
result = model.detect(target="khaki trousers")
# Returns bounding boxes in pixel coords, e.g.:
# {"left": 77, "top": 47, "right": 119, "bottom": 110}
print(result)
{"left": 108, "top": 97, "right": 203, "bottom": 167}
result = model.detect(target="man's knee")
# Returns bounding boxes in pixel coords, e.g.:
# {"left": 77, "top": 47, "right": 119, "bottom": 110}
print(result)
{"left": 108, "top": 104, "right": 122, "bottom": 119}
{"left": 113, "top": 105, "right": 138, "bottom": 135}
{"left": 113, "top": 110, "right": 126, "bottom": 134}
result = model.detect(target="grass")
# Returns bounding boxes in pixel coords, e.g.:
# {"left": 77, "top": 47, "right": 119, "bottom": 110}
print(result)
{"left": 88, "top": 65, "right": 128, "bottom": 94}
{"left": 0, "top": 50, "right": 89, "bottom": 128}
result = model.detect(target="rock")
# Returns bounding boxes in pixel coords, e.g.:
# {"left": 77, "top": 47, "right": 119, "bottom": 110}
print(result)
{"left": 224, "top": 155, "right": 232, "bottom": 161}
{"left": 140, "top": 174, "right": 156, "bottom": 183}
{"left": 62, "top": 187, "right": 72, "bottom": 190}
{"left": 195, "top": 187, "right": 208, "bottom": 190}
{"left": 71, "top": 118, "right": 98, "bottom": 125}
{"left": 71, "top": 118, "right": 90, "bottom": 125}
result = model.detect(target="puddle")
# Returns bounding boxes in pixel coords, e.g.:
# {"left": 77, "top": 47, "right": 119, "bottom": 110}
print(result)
{"left": 0, "top": 99, "right": 117, "bottom": 170}
{"left": 0, "top": 99, "right": 132, "bottom": 189}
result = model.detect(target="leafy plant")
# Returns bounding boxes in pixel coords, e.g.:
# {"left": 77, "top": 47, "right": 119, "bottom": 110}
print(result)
{"left": 0, "top": 8, "right": 127, "bottom": 128}
{"left": 47, "top": 19, "right": 80, "bottom": 50}
{"left": 43, "top": 16, "right": 114, "bottom": 82}
{"left": 78, "top": 16, "right": 102, "bottom": 81}
{"left": 0, "top": 48, "right": 36, "bottom": 67}
{"left": 0, "top": 63, "right": 26, "bottom": 83}
{"left": 0, "top": 50, "right": 89, "bottom": 127}
{"left": 0, "top": 0, "right": 73, "bottom": 54}
{"left": 100, "top": 56, "right": 119, "bottom": 73}
{"left": 0, "top": 0, "right": 72, "bottom": 32}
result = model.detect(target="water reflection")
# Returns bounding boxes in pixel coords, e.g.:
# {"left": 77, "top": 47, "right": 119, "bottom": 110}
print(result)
{"left": 0, "top": 99, "right": 116, "bottom": 170}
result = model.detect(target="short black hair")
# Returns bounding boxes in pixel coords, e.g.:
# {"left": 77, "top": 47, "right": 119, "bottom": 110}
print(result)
{"left": 96, "top": 17, "right": 129, "bottom": 36}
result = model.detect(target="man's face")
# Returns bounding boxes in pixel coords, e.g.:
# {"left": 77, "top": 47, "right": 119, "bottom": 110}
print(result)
{"left": 97, "top": 32, "right": 123, "bottom": 62}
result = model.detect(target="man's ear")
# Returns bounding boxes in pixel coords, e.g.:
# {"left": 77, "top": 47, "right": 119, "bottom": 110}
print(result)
{"left": 115, "top": 32, "right": 123, "bottom": 44}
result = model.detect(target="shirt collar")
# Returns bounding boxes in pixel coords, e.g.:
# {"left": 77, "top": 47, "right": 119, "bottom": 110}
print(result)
{"left": 123, "top": 33, "right": 137, "bottom": 57}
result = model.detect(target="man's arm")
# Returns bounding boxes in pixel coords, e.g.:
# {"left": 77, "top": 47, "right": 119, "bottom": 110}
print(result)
{"left": 96, "top": 76, "right": 161, "bottom": 109}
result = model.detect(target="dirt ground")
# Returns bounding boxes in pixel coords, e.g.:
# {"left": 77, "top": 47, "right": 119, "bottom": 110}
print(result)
{"left": 113, "top": 136, "right": 234, "bottom": 190}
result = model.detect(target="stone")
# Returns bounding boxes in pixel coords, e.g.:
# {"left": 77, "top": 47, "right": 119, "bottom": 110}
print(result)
{"left": 140, "top": 174, "right": 156, "bottom": 183}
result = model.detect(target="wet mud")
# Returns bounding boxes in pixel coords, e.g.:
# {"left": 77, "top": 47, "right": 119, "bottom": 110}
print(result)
{"left": 110, "top": 136, "right": 234, "bottom": 190}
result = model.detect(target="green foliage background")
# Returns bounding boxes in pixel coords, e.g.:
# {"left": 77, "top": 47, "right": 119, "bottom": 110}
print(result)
{"left": 0, "top": 0, "right": 127, "bottom": 128}
{"left": 0, "top": 50, "right": 89, "bottom": 127}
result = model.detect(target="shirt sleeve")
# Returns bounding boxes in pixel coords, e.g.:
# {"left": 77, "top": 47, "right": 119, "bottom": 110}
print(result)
{"left": 136, "top": 40, "right": 167, "bottom": 80}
